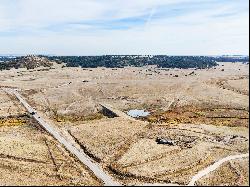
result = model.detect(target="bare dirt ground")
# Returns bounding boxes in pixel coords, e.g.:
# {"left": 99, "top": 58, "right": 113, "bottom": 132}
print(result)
{"left": 196, "top": 157, "right": 249, "bottom": 186}
{"left": 0, "top": 62, "right": 249, "bottom": 185}
{"left": 0, "top": 90, "right": 101, "bottom": 186}
{"left": 0, "top": 62, "right": 248, "bottom": 118}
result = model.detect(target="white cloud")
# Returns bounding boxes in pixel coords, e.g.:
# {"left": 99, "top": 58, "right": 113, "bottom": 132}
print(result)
{"left": 0, "top": 0, "right": 249, "bottom": 55}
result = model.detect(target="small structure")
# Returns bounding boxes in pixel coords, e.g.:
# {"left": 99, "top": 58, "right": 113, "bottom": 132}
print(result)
{"left": 156, "top": 137, "right": 174, "bottom": 145}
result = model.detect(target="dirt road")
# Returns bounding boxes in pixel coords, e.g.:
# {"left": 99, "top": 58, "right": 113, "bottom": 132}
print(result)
{"left": 3, "top": 88, "right": 121, "bottom": 186}
{"left": 188, "top": 153, "right": 249, "bottom": 186}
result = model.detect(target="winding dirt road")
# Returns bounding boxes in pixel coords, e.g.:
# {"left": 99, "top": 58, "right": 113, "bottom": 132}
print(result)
{"left": 188, "top": 153, "right": 249, "bottom": 186}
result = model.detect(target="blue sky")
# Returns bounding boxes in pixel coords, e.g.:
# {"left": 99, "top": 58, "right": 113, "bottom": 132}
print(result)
{"left": 0, "top": 0, "right": 249, "bottom": 55}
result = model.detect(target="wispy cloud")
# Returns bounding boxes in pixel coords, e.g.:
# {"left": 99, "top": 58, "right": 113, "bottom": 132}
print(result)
{"left": 145, "top": 7, "right": 157, "bottom": 27}
{"left": 0, "top": 0, "right": 248, "bottom": 55}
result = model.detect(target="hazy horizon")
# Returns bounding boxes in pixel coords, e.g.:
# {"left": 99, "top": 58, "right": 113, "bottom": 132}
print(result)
{"left": 0, "top": 54, "right": 249, "bottom": 57}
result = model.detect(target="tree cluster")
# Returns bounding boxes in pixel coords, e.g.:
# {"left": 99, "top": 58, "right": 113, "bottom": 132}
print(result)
{"left": 47, "top": 55, "right": 219, "bottom": 69}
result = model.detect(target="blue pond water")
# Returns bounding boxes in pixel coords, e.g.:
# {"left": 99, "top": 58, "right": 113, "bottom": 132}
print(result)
{"left": 127, "top": 109, "right": 150, "bottom": 118}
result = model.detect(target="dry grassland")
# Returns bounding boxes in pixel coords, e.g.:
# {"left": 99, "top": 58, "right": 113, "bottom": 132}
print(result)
{"left": 0, "top": 62, "right": 248, "bottom": 185}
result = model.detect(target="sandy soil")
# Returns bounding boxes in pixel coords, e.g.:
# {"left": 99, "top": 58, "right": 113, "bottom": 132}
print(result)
{"left": 196, "top": 158, "right": 249, "bottom": 186}
{"left": 0, "top": 62, "right": 248, "bottom": 119}
{"left": 0, "top": 62, "right": 248, "bottom": 185}
{"left": 0, "top": 92, "right": 101, "bottom": 186}
{"left": 0, "top": 90, "right": 26, "bottom": 117}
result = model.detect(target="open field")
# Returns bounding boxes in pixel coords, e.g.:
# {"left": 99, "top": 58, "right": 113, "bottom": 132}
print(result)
{"left": 196, "top": 157, "right": 249, "bottom": 186}
{"left": 0, "top": 91, "right": 101, "bottom": 186}
{"left": 0, "top": 62, "right": 249, "bottom": 185}
{"left": 0, "top": 62, "right": 248, "bottom": 119}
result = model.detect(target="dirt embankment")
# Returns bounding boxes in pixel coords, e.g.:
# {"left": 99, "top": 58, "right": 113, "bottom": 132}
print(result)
{"left": 144, "top": 104, "right": 249, "bottom": 127}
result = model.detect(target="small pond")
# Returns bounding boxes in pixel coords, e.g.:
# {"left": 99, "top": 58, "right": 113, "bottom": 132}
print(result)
{"left": 127, "top": 109, "right": 150, "bottom": 118}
